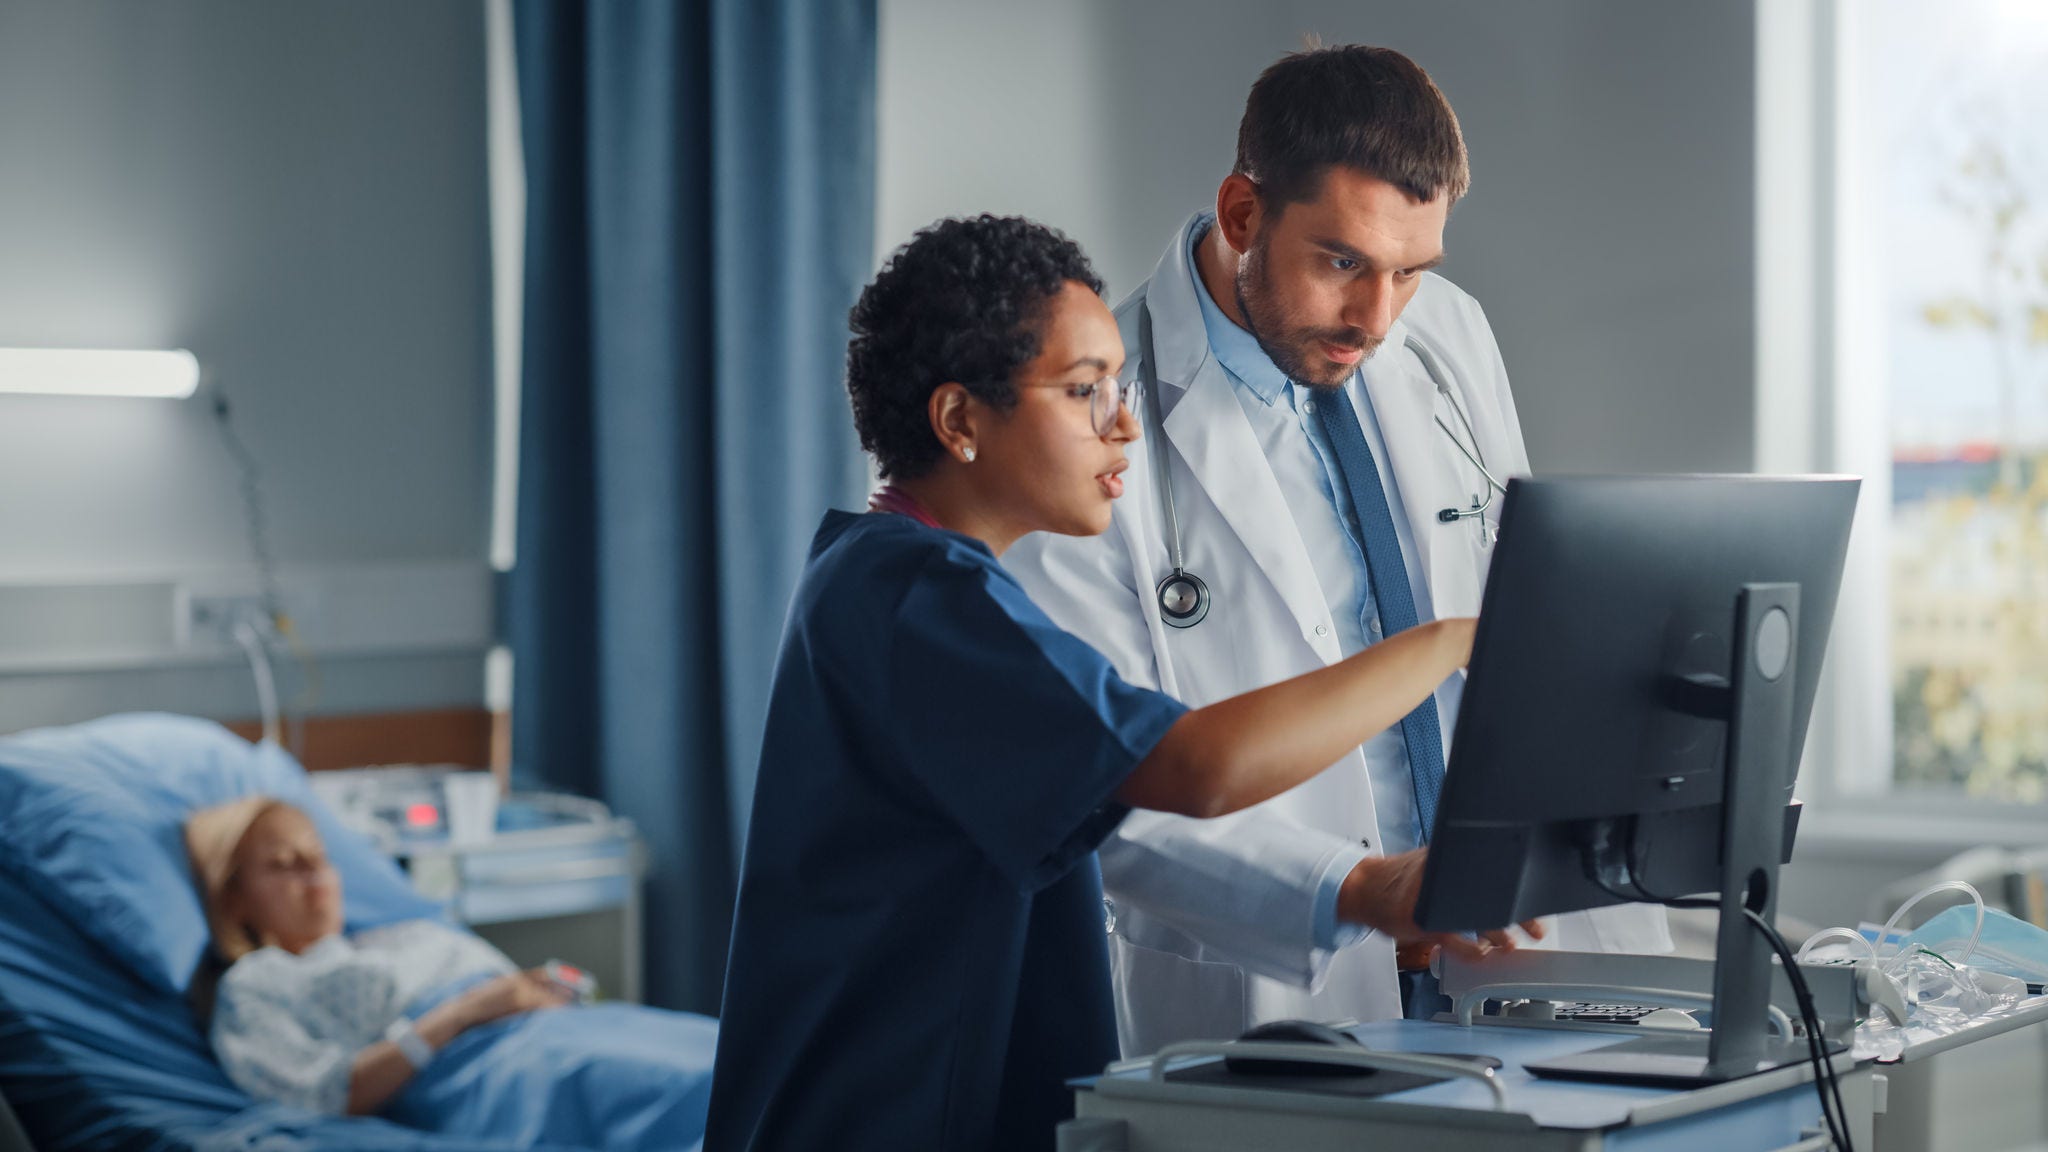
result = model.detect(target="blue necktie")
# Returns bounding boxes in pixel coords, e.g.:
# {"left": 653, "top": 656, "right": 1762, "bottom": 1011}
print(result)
{"left": 1313, "top": 391, "right": 1446, "bottom": 843}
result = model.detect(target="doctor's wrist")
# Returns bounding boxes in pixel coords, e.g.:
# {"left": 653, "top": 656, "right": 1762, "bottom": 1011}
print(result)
{"left": 1335, "top": 848, "right": 1427, "bottom": 937}
{"left": 1335, "top": 856, "right": 1386, "bottom": 932}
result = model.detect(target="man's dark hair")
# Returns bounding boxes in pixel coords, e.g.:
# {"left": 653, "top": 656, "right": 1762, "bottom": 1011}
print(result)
{"left": 1234, "top": 43, "right": 1469, "bottom": 211}
{"left": 847, "top": 215, "right": 1103, "bottom": 480}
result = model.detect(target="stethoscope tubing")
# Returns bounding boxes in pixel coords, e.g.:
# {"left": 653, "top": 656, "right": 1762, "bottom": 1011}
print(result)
{"left": 1139, "top": 302, "right": 1212, "bottom": 628}
{"left": 1140, "top": 304, "right": 1191, "bottom": 574}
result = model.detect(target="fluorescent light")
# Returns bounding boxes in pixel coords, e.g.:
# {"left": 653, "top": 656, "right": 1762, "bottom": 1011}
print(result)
{"left": 0, "top": 348, "right": 200, "bottom": 399}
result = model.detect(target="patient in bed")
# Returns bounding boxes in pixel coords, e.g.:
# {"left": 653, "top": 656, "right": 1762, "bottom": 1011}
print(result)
{"left": 186, "top": 795, "right": 716, "bottom": 1150}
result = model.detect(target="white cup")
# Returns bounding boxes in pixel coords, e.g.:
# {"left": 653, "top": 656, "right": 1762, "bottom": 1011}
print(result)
{"left": 443, "top": 772, "right": 500, "bottom": 847}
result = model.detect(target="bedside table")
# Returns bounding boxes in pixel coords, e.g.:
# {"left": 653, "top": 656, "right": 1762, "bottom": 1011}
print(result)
{"left": 394, "top": 791, "right": 647, "bottom": 1003}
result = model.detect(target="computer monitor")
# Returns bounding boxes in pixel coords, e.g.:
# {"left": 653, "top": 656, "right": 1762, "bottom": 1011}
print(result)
{"left": 1414, "top": 474, "right": 1860, "bottom": 1085}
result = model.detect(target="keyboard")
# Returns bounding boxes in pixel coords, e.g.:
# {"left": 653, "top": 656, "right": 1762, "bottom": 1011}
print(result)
{"left": 1552, "top": 1002, "right": 1673, "bottom": 1024}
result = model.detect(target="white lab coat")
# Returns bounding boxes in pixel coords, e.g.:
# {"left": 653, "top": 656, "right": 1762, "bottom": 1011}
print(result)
{"left": 1005, "top": 215, "right": 1672, "bottom": 1057}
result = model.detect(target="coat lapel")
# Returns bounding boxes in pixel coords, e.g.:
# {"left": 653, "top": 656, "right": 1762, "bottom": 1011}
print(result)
{"left": 1159, "top": 355, "right": 1340, "bottom": 662}
{"left": 1362, "top": 321, "right": 1487, "bottom": 618}
{"left": 1137, "top": 210, "right": 1339, "bottom": 662}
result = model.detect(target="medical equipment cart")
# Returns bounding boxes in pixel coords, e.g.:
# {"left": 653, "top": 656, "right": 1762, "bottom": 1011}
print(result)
{"left": 1063, "top": 944, "right": 2048, "bottom": 1152}
{"left": 1061, "top": 1015, "right": 1873, "bottom": 1152}
{"left": 1867, "top": 993, "right": 2048, "bottom": 1152}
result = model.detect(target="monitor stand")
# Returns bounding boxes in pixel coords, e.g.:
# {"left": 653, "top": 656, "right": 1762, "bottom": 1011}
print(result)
{"left": 1525, "top": 583, "right": 1846, "bottom": 1088}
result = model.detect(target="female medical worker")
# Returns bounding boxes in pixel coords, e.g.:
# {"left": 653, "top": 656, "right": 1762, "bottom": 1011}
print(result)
{"left": 704, "top": 216, "right": 1522, "bottom": 1152}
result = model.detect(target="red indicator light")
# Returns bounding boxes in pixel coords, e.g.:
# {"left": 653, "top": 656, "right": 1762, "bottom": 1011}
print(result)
{"left": 406, "top": 803, "right": 439, "bottom": 827}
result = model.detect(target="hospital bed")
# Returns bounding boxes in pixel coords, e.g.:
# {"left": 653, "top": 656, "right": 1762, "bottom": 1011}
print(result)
{"left": 0, "top": 713, "right": 715, "bottom": 1152}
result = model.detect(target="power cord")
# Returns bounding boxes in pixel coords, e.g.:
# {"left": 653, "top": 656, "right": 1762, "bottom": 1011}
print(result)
{"left": 1743, "top": 904, "right": 1854, "bottom": 1152}
{"left": 209, "top": 393, "right": 284, "bottom": 625}
{"left": 1590, "top": 873, "right": 1855, "bottom": 1152}
{"left": 230, "top": 612, "right": 282, "bottom": 746}
{"left": 210, "top": 391, "right": 319, "bottom": 753}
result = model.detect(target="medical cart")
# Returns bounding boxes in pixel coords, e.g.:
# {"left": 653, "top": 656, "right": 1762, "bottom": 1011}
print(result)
{"left": 1063, "top": 1016, "right": 1872, "bottom": 1152}
{"left": 1062, "top": 948, "right": 2048, "bottom": 1151}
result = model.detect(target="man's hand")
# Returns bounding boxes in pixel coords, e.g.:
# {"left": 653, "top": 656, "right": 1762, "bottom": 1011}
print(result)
{"left": 1337, "top": 848, "right": 1544, "bottom": 965}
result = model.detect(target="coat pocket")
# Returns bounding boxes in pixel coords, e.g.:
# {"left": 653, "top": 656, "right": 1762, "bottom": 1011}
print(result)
{"left": 1109, "top": 928, "right": 1250, "bottom": 1059}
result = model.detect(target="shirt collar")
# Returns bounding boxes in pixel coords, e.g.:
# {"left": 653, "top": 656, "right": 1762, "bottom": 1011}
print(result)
{"left": 1187, "top": 215, "right": 1293, "bottom": 407}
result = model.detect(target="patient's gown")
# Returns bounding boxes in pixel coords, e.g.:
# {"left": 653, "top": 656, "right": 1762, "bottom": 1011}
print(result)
{"left": 210, "top": 918, "right": 514, "bottom": 1113}
{"left": 211, "top": 917, "right": 720, "bottom": 1151}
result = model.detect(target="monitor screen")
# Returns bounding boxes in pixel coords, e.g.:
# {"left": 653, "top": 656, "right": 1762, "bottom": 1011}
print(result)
{"left": 1416, "top": 475, "right": 1859, "bottom": 933}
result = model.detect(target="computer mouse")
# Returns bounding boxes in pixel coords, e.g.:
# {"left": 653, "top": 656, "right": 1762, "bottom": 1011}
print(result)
{"left": 1635, "top": 1007, "right": 1702, "bottom": 1031}
{"left": 1225, "top": 1021, "right": 1508, "bottom": 1077}
{"left": 1226, "top": 1019, "right": 1369, "bottom": 1076}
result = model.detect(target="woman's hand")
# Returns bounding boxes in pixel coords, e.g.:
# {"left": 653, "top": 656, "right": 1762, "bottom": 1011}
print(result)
{"left": 447, "top": 968, "right": 575, "bottom": 1031}
{"left": 350, "top": 969, "right": 571, "bottom": 1116}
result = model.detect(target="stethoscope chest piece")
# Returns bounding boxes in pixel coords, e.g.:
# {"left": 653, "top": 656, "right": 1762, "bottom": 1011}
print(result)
{"left": 1156, "top": 569, "right": 1210, "bottom": 629}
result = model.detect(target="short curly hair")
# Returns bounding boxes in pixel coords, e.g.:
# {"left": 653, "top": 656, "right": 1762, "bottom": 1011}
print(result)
{"left": 847, "top": 215, "right": 1105, "bottom": 480}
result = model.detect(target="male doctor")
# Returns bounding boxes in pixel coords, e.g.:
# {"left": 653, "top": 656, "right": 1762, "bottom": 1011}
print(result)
{"left": 1006, "top": 44, "right": 1670, "bottom": 1056}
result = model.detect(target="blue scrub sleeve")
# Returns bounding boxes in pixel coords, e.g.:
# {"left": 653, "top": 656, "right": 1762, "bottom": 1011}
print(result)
{"left": 887, "top": 550, "right": 1188, "bottom": 893}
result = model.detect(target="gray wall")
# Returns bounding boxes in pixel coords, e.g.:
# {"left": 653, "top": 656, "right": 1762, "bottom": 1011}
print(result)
{"left": 0, "top": 1, "right": 493, "bottom": 731}
{"left": 878, "top": 0, "right": 1756, "bottom": 474}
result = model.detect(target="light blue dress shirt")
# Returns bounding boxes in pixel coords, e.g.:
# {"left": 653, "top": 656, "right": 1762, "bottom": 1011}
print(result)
{"left": 1186, "top": 220, "right": 1462, "bottom": 950}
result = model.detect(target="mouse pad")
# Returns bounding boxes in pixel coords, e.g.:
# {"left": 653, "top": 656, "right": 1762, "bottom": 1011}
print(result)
{"left": 1166, "top": 1052, "right": 1499, "bottom": 1098}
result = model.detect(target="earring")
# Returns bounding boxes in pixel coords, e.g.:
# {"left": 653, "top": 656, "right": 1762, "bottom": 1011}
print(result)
{"left": 963, "top": 447, "right": 977, "bottom": 463}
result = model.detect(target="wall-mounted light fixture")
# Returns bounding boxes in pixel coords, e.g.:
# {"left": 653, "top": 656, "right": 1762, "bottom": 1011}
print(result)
{"left": 0, "top": 348, "right": 200, "bottom": 399}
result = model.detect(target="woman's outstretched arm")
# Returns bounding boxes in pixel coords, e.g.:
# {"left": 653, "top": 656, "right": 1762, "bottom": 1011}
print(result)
{"left": 1117, "top": 617, "right": 1474, "bottom": 819}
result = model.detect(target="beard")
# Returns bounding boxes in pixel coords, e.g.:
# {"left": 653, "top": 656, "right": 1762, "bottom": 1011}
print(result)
{"left": 1234, "top": 236, "right": 1382, "bottom": 390}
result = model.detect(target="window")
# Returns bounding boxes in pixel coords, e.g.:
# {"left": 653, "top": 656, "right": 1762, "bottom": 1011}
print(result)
{"left": 1819, "top": 0, "right": 2048, "bottom": 803}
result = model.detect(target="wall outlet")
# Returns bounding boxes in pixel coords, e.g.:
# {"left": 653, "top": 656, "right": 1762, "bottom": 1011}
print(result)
{"left": 177, "top": 592, "right": 274, "bottom": 648}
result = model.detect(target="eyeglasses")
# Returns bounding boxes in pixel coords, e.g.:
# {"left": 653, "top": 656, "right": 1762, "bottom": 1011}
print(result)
{"left": 1020, "top": 375, "right": 1141, "bottom": 437}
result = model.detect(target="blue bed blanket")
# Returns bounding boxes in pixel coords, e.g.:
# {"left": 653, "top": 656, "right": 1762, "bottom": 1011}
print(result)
{"left": 388, "top": 1004, "right": 715, "bottom": 1151}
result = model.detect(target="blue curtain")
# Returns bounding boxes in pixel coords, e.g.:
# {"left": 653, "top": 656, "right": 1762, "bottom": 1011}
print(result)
{"left": 510, "top": 0, "right": 874, "bottom": 1014}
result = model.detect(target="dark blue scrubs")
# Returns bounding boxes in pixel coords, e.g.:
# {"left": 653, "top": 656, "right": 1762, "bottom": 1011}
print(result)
{"left": 705, "top": 510, "right": 1188, "bottom": 1152}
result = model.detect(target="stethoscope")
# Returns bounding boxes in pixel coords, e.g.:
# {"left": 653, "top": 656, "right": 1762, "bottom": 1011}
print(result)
{"left": 1136, "top": 301, "right": 1509, "bottom": 630}
{"left": 1407, "top": 334, "right": 1511, "bottom": 531}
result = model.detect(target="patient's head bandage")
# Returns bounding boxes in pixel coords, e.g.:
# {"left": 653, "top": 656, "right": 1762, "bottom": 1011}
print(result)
{"left": 185, "top": 795, "right": 292, "bottom": 962}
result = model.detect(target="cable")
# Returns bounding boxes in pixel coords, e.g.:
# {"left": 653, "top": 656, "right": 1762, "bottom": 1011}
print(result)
{"left": 1796, "top": 926, "right": 1881, "bottom": 964}
{"left": 1616, "top": 826, "right": 1853, "bottom": 1147}
{"left": 1591, "top": 871, "right": 1854, "bottom": 1152}
{"left": 211, "top": 391, "right": 319, "bottom": 755}
{"left": 1745, "top": 906, "right": 1854, "bottom": 1152}
{"left": 210, "top": 393, "right": 284, "bottom": 624}
{"left": 1873, "top": 880, "right": 1986, "bottom": 967}
{"left": 231, "top": 612, "right": 282, "bottom": 746}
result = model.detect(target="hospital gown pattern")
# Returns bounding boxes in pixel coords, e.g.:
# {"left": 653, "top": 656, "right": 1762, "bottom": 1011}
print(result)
{"left": 210, "top": 918, "right": 515, "bottom": 1114}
